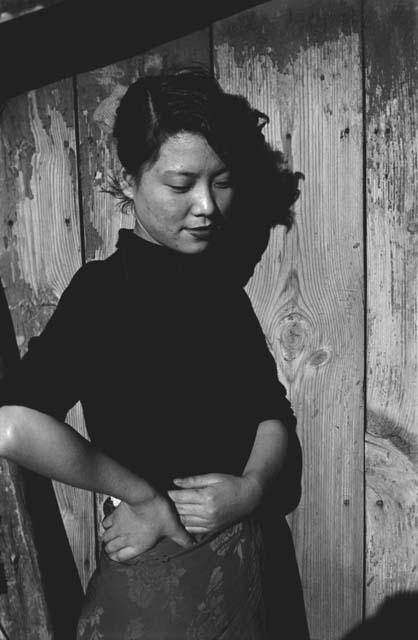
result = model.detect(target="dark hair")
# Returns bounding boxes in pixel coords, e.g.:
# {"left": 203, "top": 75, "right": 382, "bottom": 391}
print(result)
{"left": 109, "top": 68, "right": 302, "bottom": 283}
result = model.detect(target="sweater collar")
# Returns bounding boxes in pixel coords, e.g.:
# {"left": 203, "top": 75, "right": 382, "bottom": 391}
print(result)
{"left": 115, "top": 228, "right": 220, "bottom": 282}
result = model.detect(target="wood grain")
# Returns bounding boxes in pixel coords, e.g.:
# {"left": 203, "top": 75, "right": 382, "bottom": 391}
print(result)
{"left": 365, "top": 0, "right": 418, "bottom": 617}
{"left": 0, "top": 460, "right": 52, "bottom": 639}
{"left": 0, "top": 81, "right": 95, "bottom": 590}
{"left": 214, "top": 2, "right": 364, "bottom": 638}
{"left": 75, "top": 29, "right": 210, "bottom": 541}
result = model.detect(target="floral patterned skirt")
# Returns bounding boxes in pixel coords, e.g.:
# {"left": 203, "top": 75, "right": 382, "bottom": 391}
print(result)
{"left": 76, "top": 517, "right": 266, "bottom": 639}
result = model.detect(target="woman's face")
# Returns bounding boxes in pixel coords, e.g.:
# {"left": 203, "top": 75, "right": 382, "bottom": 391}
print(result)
{"left": 126, "top": 132, "right": 234, "bottom": 254}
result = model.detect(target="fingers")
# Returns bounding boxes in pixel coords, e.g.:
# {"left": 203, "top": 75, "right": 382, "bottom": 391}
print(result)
{"left": 175, "top": 503, "right": 205, "bottom": 516}
{"left": 104, "top": 536, "right": 127, "bottom": 554}
{"left": 185, "top": 526, "right": 209, "bottom": 534}
{"left": 108, "top": 546, "right": 140, "bottom": 563}
{"left": 178, "top": 506, "right": 212, "bottom": 532}
{"left": 173, "top": 474, "right": 223, "bottom": 487}
{"left": 171, "top": 523, "right": 195, "bottom": 549}
{"left": 168, "top": 489, "right": 206, "bottom": 504}
{"left": 102, "top": 515, "right": 113, "bottom": 529}
{"left": 101, "top": 526, "right": 120, "bottom": 544}
{"left": 179, "top": 515, "right": 208, "bottom": 528}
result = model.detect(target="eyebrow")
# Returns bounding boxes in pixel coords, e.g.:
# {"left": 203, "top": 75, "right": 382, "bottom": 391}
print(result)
{"left": 162, "top": 168, "right": 230, "bottom": 178}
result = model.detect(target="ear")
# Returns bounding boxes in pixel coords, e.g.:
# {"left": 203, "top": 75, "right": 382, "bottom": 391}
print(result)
{"left": 119, "top": 169, "right": 136, "bottom": 199}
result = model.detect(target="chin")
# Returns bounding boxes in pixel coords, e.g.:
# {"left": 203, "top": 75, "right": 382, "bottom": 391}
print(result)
{"left": 177, "top": 239, "right": 212, "bottom": 254}
{"left": 187, "top": 244, "right": 211, "bottom": 254}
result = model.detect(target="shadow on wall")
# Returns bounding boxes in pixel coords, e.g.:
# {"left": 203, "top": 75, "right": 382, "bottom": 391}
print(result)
{"left": 343, "top": 592, "right": 418, "bottom": 640}
{"left": 222, "top": 151, "right": 303, "bottom": 287}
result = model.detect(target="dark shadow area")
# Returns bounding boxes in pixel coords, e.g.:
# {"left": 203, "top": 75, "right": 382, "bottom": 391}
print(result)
{"left": 256, "top": 373, "right": 309, "bottom": 639}
{"left": 0, "top": 0, "right": 264, "bottom": 103}
{"left": 343, "top": 592, "right": 418, "bottom": 640}
{"left": 20, "top": 470, "right": 84, "bottom": 639}
{"left": 0, "top": 278, "right": 20, "bottom": 380}
{"left": 219, "top": 150, "right": 304, "bottom": 287}
{"left": 258, "top": 505, "right": 310, "bottom": 640}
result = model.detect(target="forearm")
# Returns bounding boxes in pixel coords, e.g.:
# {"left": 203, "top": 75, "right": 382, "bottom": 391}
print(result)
{"left": 242, "top": 419, "right": 289, "bottom": 493}
{"left": 0, "top": 405, "right": 156, "bottom": 505}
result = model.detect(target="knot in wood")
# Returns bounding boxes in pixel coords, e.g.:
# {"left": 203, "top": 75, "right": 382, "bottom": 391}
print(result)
{"left": 407, "top": 221, "right": 418, "bottom": 234}
{"left": 279, "top": 313, "right": 308, "bottom": 361}
{"left": 309, "top": 348, "right": 330, "bottom": 368}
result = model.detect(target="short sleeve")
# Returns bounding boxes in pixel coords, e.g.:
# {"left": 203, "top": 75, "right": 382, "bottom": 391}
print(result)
{"left": 239, "top": 290, "right": 297, "bottom": 432}
{"left": 0, "top": 264, "right": 94, "bottom": 422}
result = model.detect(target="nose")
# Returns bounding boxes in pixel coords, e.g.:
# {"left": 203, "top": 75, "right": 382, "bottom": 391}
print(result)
{"left": 191, "top": 184, "right": 217, "bottom": 218}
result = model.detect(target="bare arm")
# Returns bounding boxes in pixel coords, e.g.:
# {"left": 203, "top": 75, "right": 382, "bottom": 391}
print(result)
{"left": 168, "top": 418, "right": 290, "bottom": 534}
{"left": 0, "top": 404, "right": 156, "bottom": 502}
{"left": 0, "top": 404, "right": 193, "bottom": 553}
{"left": 242, "top": 418, "right": 289, "bottom": 497}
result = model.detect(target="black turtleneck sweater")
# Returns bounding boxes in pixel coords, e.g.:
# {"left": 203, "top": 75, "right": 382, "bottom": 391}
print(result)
{"left": 0, "top": 230, "right": 296, "bottom": 493}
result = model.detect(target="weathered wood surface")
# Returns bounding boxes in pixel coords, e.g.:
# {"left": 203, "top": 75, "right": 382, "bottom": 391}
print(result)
{"left": 75, "top": 29, "right": 211, "bottom": 540}
{"left": 214, "top": 2, "right": 364, "bottom": 638}
{"left": 0, "top": 460, "right": 52, "bottom": 639}
{"left": 0, "top": 81, "right": 95, "bottom": 590}
{"left": 365, "top": 0, "right": 418, "bottom": 617}
{"left": 0, "top": 279, "right": 52, "bottom": 639}
{"left": 3, "top": 2, "right": 418, "bottom": 637}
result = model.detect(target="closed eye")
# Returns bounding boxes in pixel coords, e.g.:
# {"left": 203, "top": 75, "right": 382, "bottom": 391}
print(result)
{"left": 168, "top": 185, "right": 190, "bottom": 193}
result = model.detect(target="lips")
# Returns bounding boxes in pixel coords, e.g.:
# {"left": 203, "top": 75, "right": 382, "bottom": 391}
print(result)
{"left": 186, "top": 226, "right": 215, "bottom": 237}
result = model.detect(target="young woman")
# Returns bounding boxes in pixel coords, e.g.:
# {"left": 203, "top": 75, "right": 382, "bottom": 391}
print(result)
{"left": 0, "top": 69, "right": 307, "bottom": 639}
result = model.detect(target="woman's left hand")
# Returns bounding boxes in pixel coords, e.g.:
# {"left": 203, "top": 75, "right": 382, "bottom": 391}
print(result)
{"left": 167, "top": 472, "right": 263, "bottom": 534}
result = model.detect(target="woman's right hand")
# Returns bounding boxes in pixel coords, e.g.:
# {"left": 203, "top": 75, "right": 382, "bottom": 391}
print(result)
{"left": 101, "top": 493, "right": 194, "bottom": 563}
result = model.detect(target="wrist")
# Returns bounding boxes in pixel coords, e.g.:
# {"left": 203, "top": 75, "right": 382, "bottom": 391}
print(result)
{"left": 128, "top": 491, "right": 173, "bottom": 537}
{"left": 124, "top": 479, "right": 160, "bottom": 507}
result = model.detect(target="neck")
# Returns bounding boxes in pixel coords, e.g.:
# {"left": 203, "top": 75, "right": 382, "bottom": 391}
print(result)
{"left": 133, "top": 220, "right": 161, "bottom": 246}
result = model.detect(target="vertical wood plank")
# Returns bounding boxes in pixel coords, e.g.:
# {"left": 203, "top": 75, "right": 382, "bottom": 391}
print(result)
{"left": 365, "top": 0, "right": 418, "bottom": 617}
{"left": 0, "top": 81, "right": 95, "bottom": 590}
{"left": 0, "top": 460, "right": 52, "bottom": 639}
{"left": 75, "top": 30, "right": 211, "bottom": 538}
{"left": 214, "top": 2, "right": 364, "bottom": 638}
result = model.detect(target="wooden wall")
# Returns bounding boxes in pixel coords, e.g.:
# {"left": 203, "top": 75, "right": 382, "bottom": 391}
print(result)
{"left": 0, "top": 1, "right": 417, "bottom": 638}
{"left": 214, "top": 4, "right": 364, "bottom": 638}
{"left": 365, "top": 0, "right": 418, "bottom": 621}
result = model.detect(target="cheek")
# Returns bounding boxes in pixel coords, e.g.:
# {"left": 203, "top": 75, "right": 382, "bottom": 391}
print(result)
{"left": 156, "top": 195, "right": 190, "bottom": 226}
{"left": 143, "top": 192, "right": 183, "bottom": 224}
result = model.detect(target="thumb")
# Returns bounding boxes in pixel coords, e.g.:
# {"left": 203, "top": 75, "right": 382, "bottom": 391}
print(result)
{"left": 171, "top": 524, "right": 195, "bottom": 549}
{"left": 173, "top": 474, "right": 222, "bottom": 487}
